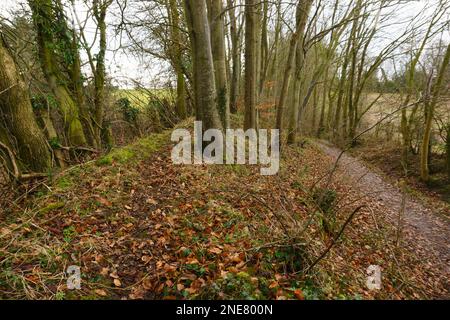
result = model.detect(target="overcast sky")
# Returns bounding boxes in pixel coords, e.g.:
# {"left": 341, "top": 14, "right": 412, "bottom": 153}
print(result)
{"left": 0, "top": 0, "right": 160, "bottom": 88}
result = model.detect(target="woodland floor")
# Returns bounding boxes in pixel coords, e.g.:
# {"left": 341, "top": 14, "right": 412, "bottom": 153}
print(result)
{"left": 0, "top": 119, "right": 449, "bottom": 300}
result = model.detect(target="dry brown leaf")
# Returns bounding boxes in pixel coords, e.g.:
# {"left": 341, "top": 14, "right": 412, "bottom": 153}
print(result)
{"left": 113, "top": 278, "right": 122, "bottom": 287}
{"left": 95, "top": 289, "right": 107, "bottom": 296}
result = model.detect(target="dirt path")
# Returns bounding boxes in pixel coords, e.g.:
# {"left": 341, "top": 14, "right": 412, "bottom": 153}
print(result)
{"left": 316, "top": 140, "right": 450, "bottom": 276}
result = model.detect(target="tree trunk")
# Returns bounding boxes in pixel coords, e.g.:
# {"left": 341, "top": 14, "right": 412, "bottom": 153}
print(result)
{"left": 0, "top": 39, "right": 51, "bottom": 172}
{"left": 334, "top": 43, "right": 351, "bottom": 139}
{"left": 287, "top": 34, "right": 306, "bottom": 144}
{"left": 184, "top": 0, "right": 222, "bottom": 130}
{"left": 317, "top": 67, "right": 329, "bottom": 137}
{"left": 71, "top": 32, "right": 97, "bottom": 148}
{"left": 168, "top": 0, "right": 187, "bottom": 120}
{"left": 244, "top": 0, "right": 257, "bottom": 130}
{"left": 446, "top": 124, "right": 450, "bottom": 181}
{"left": 37, "top": 107, "right": 66, "bottom": 168}
{"left": 275, "top": 0, "right": 313, "bottom": 131}
{"left": 400, "top": 8, "right": 440, "bottom": 171}
{"left": 258, "top": 0, "right": 269, "bottom": 97}
{"left": 346, "top": 1, "right": 362, "bottom": 142}
{"left": 269, "top": 2, "right": 282, "bottom": 100}
{"left": 208, "top": 0, "right": 229, "bottom": 128}
{"left": 93, "top": 0, "right": 110, "bottom": 148}
{"left": 227, "top": 0, "right": 240, "bottom": 114}
{"left": 420, "top": 43, "right": 450, "bottom": 182}
{"left": 29, "top": 0, "right": 87, "bottom": 147}
{"left": 54, "top": 0, "right": 97, "bottom": 148}
{"left": 254, "top": 1, "right": 262, "bottom": 104}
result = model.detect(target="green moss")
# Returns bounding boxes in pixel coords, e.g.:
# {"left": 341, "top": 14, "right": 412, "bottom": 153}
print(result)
{"left": 56, "top": 176, "right": 73, "bottom": 190}
{"left": 96, "top": 133, "right": 166, "bottom": 166}
{"left": 55, "top": 291, "right": 65, "bottom": 300}
{"left": 68, "top": 118, "right": 87, "bottom": 146}
{"left": 38, "top": 202, "right": 65, "bottom": 215}
{"left": 224, "top": 164, "right": 250, "bottom": 175}
{"left": 96, "top": 156, "right": 113, "bottom": 166}
{"left": 97, "top": 148, "right": 135, "bottom": 166}
{"left": 63, "top": 226, "right": 77, "bottom": 243}
{"left": 137, "top": 134, "right": 164, "bottom": 151}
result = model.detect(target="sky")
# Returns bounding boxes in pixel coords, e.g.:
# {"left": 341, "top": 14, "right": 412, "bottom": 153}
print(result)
{"left": 0, "top": 0, "right": 159, "bottom": 88}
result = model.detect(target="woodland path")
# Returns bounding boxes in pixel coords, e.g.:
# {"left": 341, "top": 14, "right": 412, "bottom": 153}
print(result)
{"left": 316, "top": 140, "right": 450, "bottom": 278}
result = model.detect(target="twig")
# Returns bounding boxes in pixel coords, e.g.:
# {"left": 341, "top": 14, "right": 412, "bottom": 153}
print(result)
{"left": 0, "top": 141, "right": 19, "bottom": 179}
{"left": 303, "top": 205, "right": 364, "bottom": 274}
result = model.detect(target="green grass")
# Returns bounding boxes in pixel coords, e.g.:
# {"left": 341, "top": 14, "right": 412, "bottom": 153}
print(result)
{"left": 56, "top": 176, "right": 73, "bottom": 190}
{"left": 96, "top": 132, "right": 167, "bottom": 166}
{"left": 114, "top": 89, "right": 172, "bottom": 110}
{"left": 38, "top": 202, "right": 65, "bottom": 215}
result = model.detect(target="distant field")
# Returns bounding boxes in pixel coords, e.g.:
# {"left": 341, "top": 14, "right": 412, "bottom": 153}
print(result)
{"left": 360, "top": 93, "right": 450, "bottom": 154}
{"left": 114, "top": 88, "right": 173, "bottom": 109}
{"left": 360, "top": 93, "right": 450, "bottom": 144}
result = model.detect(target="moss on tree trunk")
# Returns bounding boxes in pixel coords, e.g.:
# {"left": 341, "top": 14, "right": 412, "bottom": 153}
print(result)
{"left": 0, "top": 40, "right": 51, "bottom": 172}
{"left": 29, "top": 0, "right": 87, "bottom": 147}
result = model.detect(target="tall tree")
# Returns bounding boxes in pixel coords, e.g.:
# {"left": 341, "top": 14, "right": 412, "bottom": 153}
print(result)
{"left": 258, "top": 0, "right": 269, "bottom": 96}
{"left": 286, "top": 30, "right": 306, "bottom": 144}
{"left": 184, "top": 0, "right": 222, "bottom": 130}
{"left": 168, "top": 0, "right": 187, "bottom": 120}
{"left": 227, "top": 0, "right": 241, "bottom": 115}
{"left": 92, "top": 0, "right": 113, "bottom": 147}
{"left": 29, "top": 0, "right": 87, "bottom": 146}
{"left": 54, "top": 0, "right": 96, "bottom": 147}
{"left": 208, "top": 0, "right": 229, "bottom": 128}
{"left": 420, "top": 43, "right": 450, "bottom": 182}
{"left": 400, "top": 5, "right": 444, "bottom": 170}
{"left": 446, "top": 123, "right": 450, "bottom": 181}
{"left": 244, "top": 0, "right": 257, "bottom": 130}
{"left": 0, "top": 37, "right": 51, "bottom": 173}
{"left": 275, "top": 0, "right": 314, "bottom": 131}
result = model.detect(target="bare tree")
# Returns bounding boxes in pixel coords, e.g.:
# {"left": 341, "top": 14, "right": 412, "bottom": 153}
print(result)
{"left": 208, "top": 0, "right": 229, "bottom": 128}
{"left": 420, "top": 42, "right": 450, "bottom": 181}
{"left": 244, "top": 0, "right": 257, "bottom": 130}
{"left": 275, "top": 0, "right": 314, "bottom": 131}
{"left": 184, "top": 0, "right": 222, "bottom": 130}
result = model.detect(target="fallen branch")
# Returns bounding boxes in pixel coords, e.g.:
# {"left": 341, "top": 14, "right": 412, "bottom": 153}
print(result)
{"left": 0, "top": 143, "right": 48, "bottom": 182}
{"left": 19, "top": 173, "right": 48, "bottom": 180}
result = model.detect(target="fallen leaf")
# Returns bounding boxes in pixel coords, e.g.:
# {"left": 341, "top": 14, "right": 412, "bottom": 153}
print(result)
{"left": 95, "top": 289, "right": 107, "bottom": 296}
{"left": 177, "top": 283, "right": 185, "bottom": 291}
{"left": 98, "top": 197, "right": 112, "bottom": 207}
{"left": 114, "top": 278, "right": 122, "bottom": 287}
{"left": 208, "top": 247, "right": 222, "bottom": 255}
{"left": 294, "top": 289, "right": 305, "bottom": 300}
{"left": 143, "top": 278, "right": 153, "bottom": 290}
{"left": 100, "top": 267, "right": 109, "bottom": 276}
